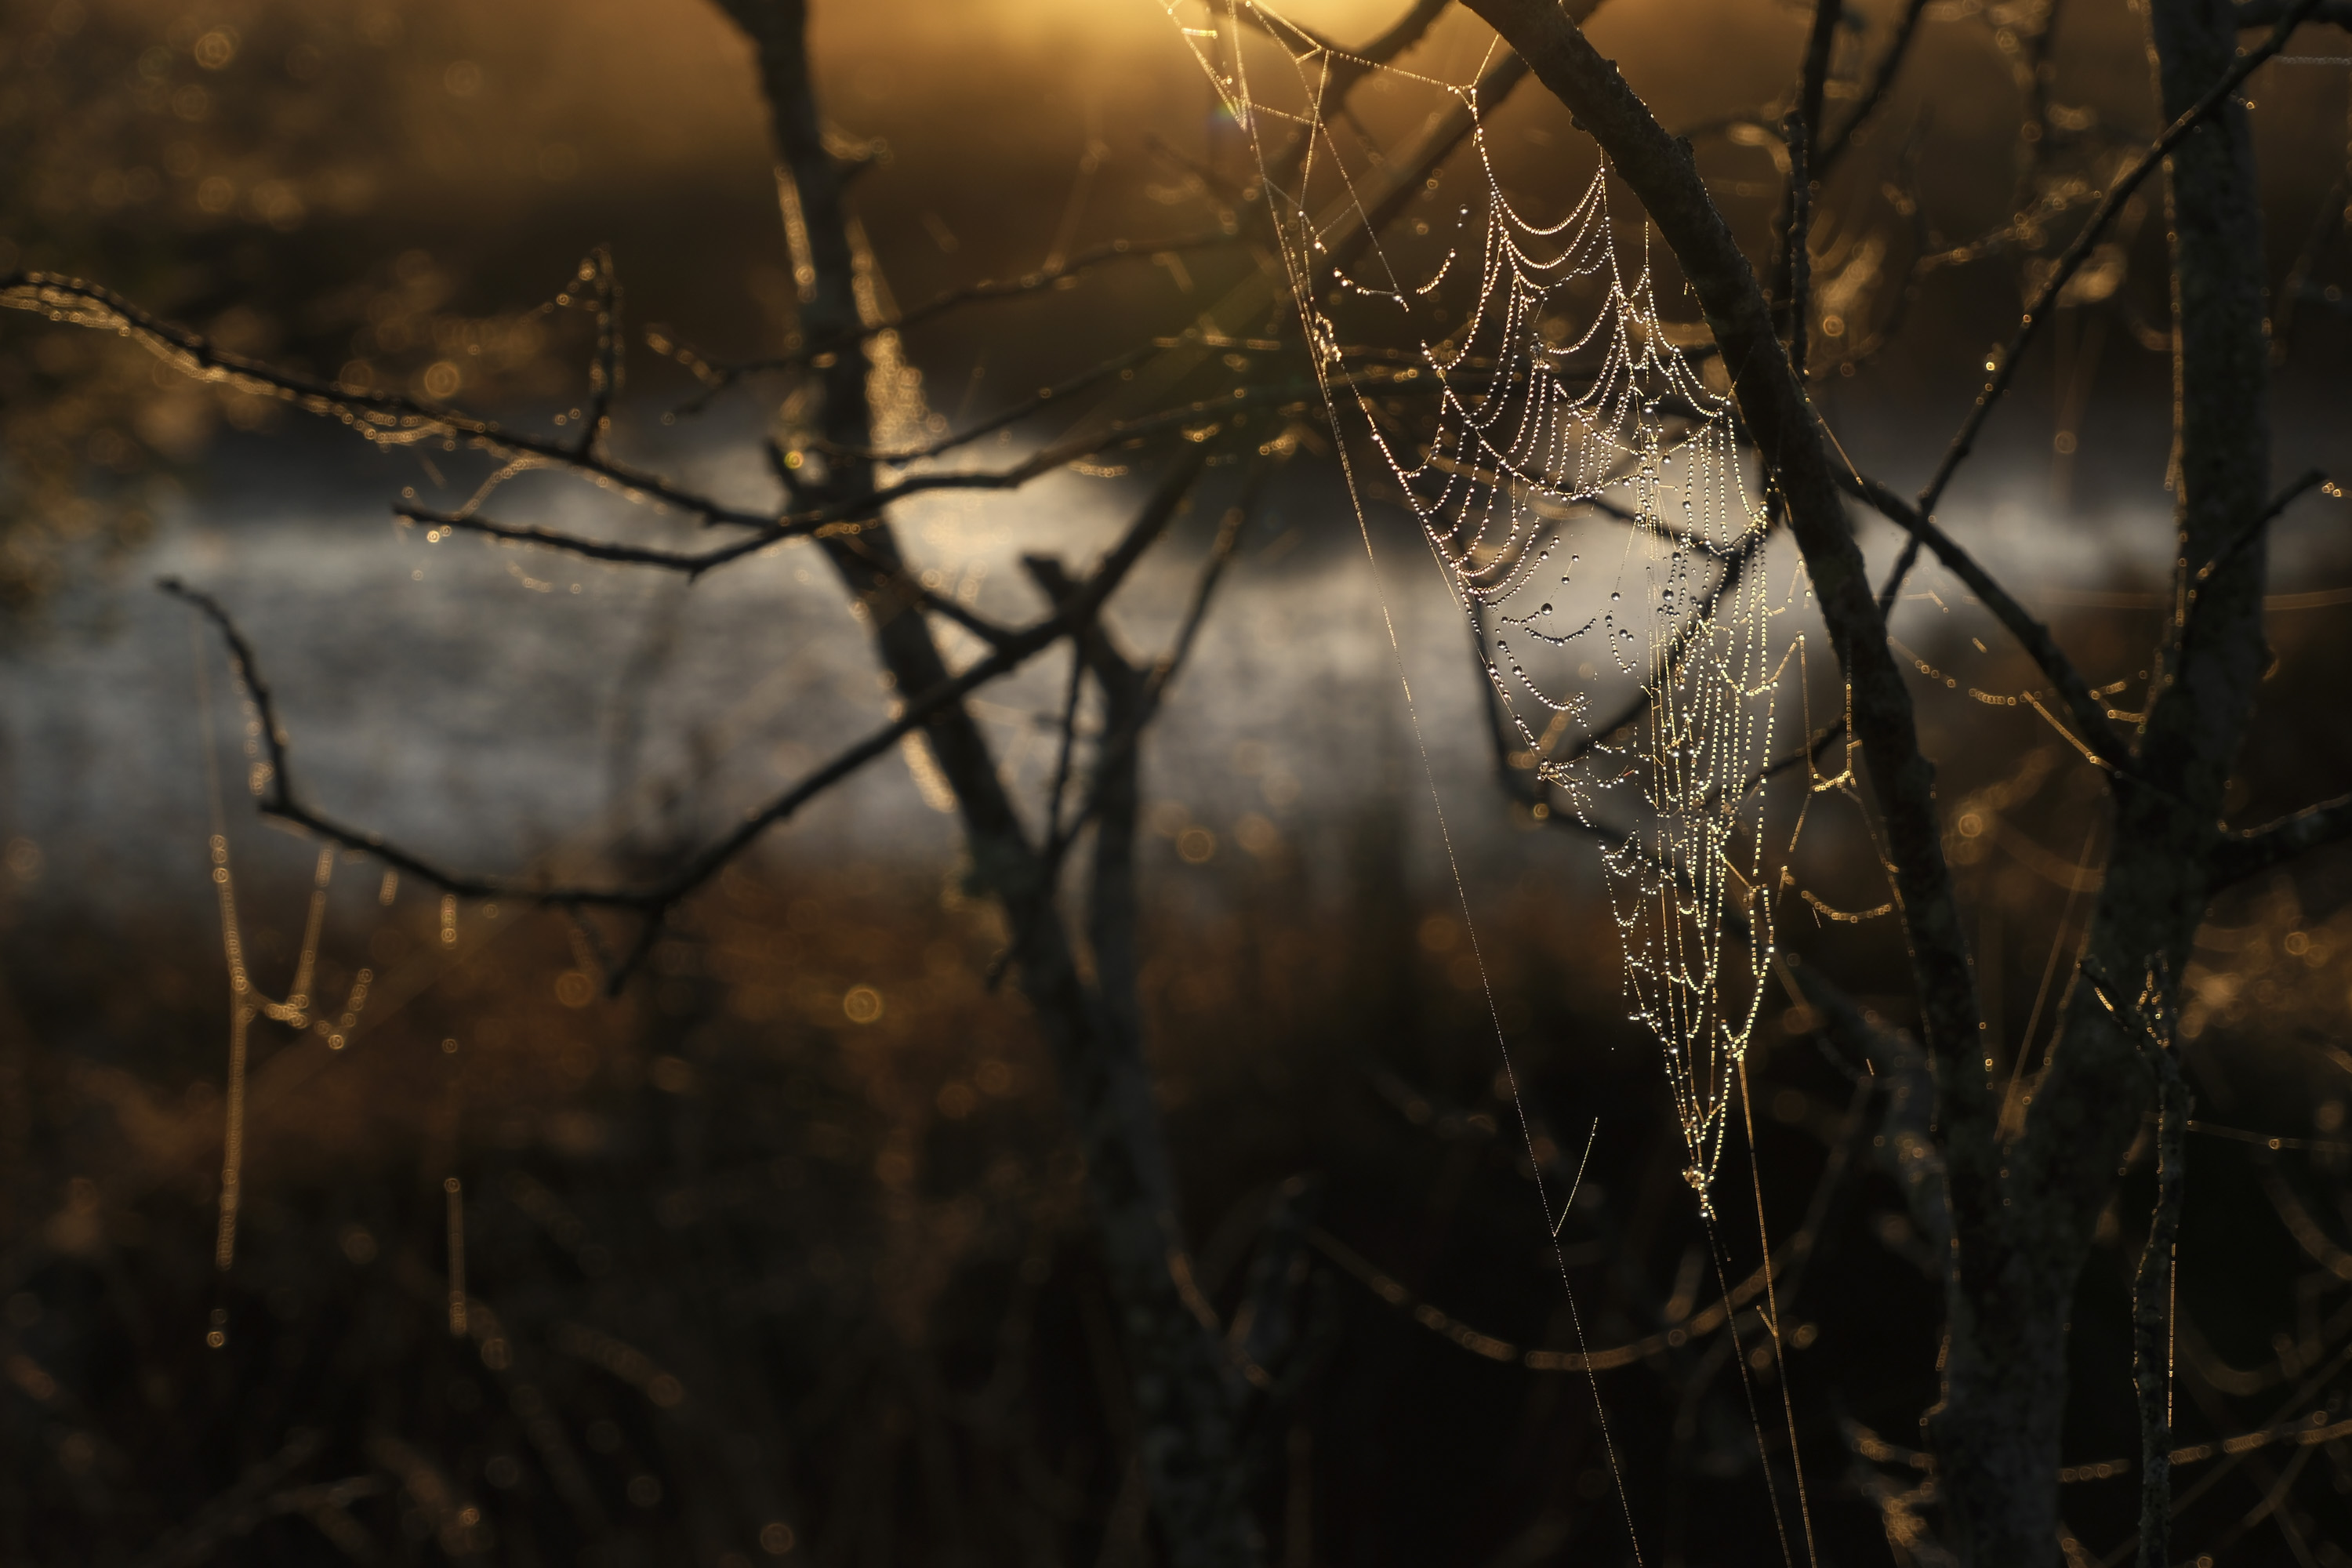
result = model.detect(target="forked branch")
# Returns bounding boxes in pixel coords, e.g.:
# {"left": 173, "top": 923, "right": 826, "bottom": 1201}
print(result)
{"left": 1815, "top": 0, "right": 1935, "bottom": 180}
{"left": 663, "top": 232, "right": 1247, "bottom": 411}
{"left": 1845, "top": 474, "right": 2124, "bottom": 767}
{"left": 1912, "top": 0, "right": 2319, "bottom": 526}
{"left": 155, "top": 451, "right": 1205, "bottom": 933}
{"left": 0, "top": 271, "right": 776, "bottom": 530}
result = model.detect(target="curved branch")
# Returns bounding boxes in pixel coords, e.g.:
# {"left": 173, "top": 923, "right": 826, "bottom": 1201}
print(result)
{"left": 1, "top": 272, "right": 778, "bottom": 530}
{"left": 397, "top": 370, "right": 1319, "bottom": 572}
{"left": 666, "top": 232, "right": 1248, "bottom": 410}
{"left": 1816, "top": 0, "right": 1936, "bottom": 180}
{"left": 154, "top": 454, "right": 1200, "bottom": 922}
{"left": 1844, "top": 473, "right": 2124, "bottom": 766}
{"left": 2210, "top": 791, "right": 2352, "bottom": 888}
{"left": 1911, "top": 0, "right": 2319, "bottom": 528}
{"left": 394, "top": 503, "right": 1020, "bottom": 647}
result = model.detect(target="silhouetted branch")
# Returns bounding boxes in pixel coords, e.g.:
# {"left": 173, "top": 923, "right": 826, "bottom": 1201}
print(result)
{"left": 1782, "top": 107, "right": 1813, "bottom": 375}
{"left": 1039, "top": 462, "right": 1272, "bottom": 873}
{"left": 662, "top": 232, "right": 1248, "bottom": 411}
{"left": 157, "top": 456, "right": 1196, "bottom": 924}
{"left": 2192, "top": 467, "right": 2328, "bottom": 589}
{"left": 2211, "top": 790, "right": 2352, "bottom": 887}
{"left": 1907, "top": 0, "right": 2318, "bottom": 524}
{"left": 0, "top": 271, "right": 777, "bottom": 530}
{"left": 815, "top": 343, "right": 1160, "bottom": 463}
{"left": 394, "top": 506, "right": 745, "bottom": 575}
{"left": 2079, "top": 961, "right": 2188, "bottom": 1568}
{"left": 579, "top": 247, "right": 625, "bottom": 457}
{"left": 1816, "top": 0, "right": 1934, "bottom": 180}
{"left": 1766, "top": 0, "right": 1839, "bottom": 350}
{"left": 392, "top": 503, "right": 1021, "bottom": 648}
{"left": 1844, "top": 473, "right": 2123, "bottom": 767}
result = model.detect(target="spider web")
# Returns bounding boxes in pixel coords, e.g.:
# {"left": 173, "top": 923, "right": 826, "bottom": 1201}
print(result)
{"left": 1165, "top": 2, "right": 1791, "bottom": 1214}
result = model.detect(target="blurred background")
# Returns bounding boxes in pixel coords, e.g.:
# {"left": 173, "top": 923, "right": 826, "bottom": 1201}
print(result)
{"left": 5, "top": 0, "right": 2352, "bottom": 1563}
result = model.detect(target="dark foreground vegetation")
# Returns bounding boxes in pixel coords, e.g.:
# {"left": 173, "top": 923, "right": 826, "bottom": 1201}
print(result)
{"left": 9, "top": 608, "right": 2352, "bottom": 1566}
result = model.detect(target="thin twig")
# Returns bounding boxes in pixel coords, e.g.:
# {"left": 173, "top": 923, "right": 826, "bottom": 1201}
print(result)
{"left": 813, "top": 343, "right": 1160, "bottom": 463}
{"left": 396, "top": 372, "right": 1321, "bottom": 577}
{"left": 1773, "top": 0, "right": 1841, "bottom": 348}
{"left": 662, "top": 232, "right": 1247, "bottom": 412}
{"left": 1784, "top": 108, "right": 1813, "bottom": 378}
{"left": 392, "top": 502, "right": 1021, "bottom": 647}
{"left": 1909, "top": 0, "right": 2318, "bottom": 531}
{"left": 1042, "top": 463, "right": 1273, "bottom": 874}
{"left": 1815, "top": 0, "right": 1936, "bottom": 180}
{"left": 1, "top": 271, "right": 777, "bottom": 529}
{"left": 2191, "top": 467, "right": 2328, "bottom": 589}
{"left": 2210, "top": 788, "right": 2352, "bottom": 887}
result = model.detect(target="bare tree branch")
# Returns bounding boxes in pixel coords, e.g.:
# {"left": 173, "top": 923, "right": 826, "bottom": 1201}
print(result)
{"left": 1039, "top": 463, "right": 1269, "bottom": 874}
{"left": 579, "top": 247, "right": 625, "bottom": 457}
{"left": 1766, "top": 0, "right": 1842, "bottom": 352}
{"left": 2080, "top": 962, "right": 2190, "bottom": 1568}
{"left": 0, "top": 271, "right": 779, "bottom": 530}
{"left": 2188, "top": 466, "right": 2328, "bottom": 592}
{"left": 1908, "top": 0, "right": 2318, "bottom": 528}
{"left": 155, "top": 453, "right": 1200, "bottom": 921}
{"left": 1844, "top": 474, "right": 2125, "bottom": 766}
{"left": 391, "top": 502, "right": 1022, "bottom": 648}
{"left": 394, "top": 505, "right": 738, "bottom": 575}
{"left": 663, "top": 232, "right": 1250, "bottom": 410}
{"left": 1781, "top": 954, "right": 1952, "bottom": 1258}
{"left": 2210, "top": 791, "right": 2352, "bottom": 887}
{"left": 1816, "top": 0, "right": 1935, "bottom": 180}
{"left": 815, "top": 343, "right": 1160, "bottom": 463}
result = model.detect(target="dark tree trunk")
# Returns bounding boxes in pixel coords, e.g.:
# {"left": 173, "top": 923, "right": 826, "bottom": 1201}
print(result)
{"left": 711, "top": 6, "right": 1259, "bottom": 1563}
{"left": 1947, "top": 0, "right": 2276, "bottom": 1558}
